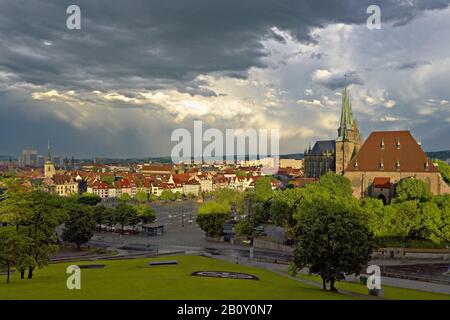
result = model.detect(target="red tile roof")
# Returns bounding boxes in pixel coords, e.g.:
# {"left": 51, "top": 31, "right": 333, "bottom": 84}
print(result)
{"left": 373, "top": 177, "right": 391, "bottom": 189}
{"left": 346, "top": 131, "right": 436, "bottom": 173}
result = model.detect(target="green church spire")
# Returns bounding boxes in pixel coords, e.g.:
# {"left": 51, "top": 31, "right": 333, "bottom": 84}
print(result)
{"left": 337, "top": 86, "right": 355, "bottom": 141}
{"left": 47, "top": 140, "right": 52, "bottom": 162}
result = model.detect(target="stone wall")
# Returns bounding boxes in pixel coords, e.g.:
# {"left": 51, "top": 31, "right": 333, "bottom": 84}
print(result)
{"left": 344, "top": 170, "right": 448, "bottom": 199}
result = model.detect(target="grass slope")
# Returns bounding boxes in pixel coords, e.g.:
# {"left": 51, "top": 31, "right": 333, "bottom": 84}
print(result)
{"left": 297, "top": 274, "right": 450, "bottom": 300}
{"left": 0, "top": 255, "right": 354, "bottom": 300}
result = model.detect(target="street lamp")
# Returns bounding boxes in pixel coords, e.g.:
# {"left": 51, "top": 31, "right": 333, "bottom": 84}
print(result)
{"left": 181, "top": 206, "right": 184, "bottom": 227}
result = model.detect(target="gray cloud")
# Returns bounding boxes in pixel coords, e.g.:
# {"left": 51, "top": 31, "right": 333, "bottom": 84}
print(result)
{"left": 0, "top": 0, "right": 448, "bottom": 92}
{"left": 1, "top": 0, "right": 450, "bottom": 157}
{"left": 397, "top": 61, "right": 432, "bottom": 70}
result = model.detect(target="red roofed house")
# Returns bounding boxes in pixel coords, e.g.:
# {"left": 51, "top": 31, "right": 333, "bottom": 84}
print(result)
{"left": 345, "top": 130, "right": 450, "bottom": 203}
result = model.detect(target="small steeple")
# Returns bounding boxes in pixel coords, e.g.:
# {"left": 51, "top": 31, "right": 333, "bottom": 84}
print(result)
{"left": 47, "top": 140, "right": 52, "bottom": 162}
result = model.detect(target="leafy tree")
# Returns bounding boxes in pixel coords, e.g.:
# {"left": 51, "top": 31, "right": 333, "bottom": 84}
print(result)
{"left": 393, "top": 178, "right": 433, "bottom": 203}
{"left": 435, "top": 159, "right": 450, "bottom": 185}
{"left": 160, "top": 190, "right": 175, "bottom": 201}
{"left": 235, "top": 219, "right": 257, "bottom": 237}
{"left": 255, "top": 177, "right": 273, "bottom": 202}
{"left": 0, "top": 177, "right": 30, "bottom": 226}
{"left": 0, "top": 228, "right": 32, "bottom": 284}
{"left": 292, "top": 194, "right": 374, "bottom": 292}
{"left": 136, "top": 204, "right": 156, "bottom": 224}
{"left": 135, "top": 190, "right": 148, "bottom": 203}
{"left": 20, "top": 191, "right": 68, "bottom": 279}
{"left": 418, "top": 201, "right": 446, "bottom": 243}
{"left": 316, "top": 172, "right": 353, "bottom": 197}
{"left": 92, "top": 205, "right": 107, "bottom": 225}
{"left": 175, "top": 191, "right": 183, "bottom": 200}
{"left": 77, "top": 193, "right": 102, "bottom": 206}
{"left": 212, "top": 188, "right": 241, "bottom": 206}
{"left": 270, "top": 188, "right": 304, "bottom": 239}
{"left": 102, "top": 207, "right": 117, "bottom": 229}
{"left": 114, "top": 202, "right": 138, "bottom": 233}
{"left": 360, "top": 197, "right": 386, "bottom": 237}
{"left": 432, "top": 194, "right": 450, "bottom": 242}
{"left": 196, "top": 201, "right": 231, "bottom": 237}
{"left": 118, "top": 193, "right": 132, "bottom": 203}
{"left": 102, "top": 175, "right": 114, "bottom": 186}
{"left": 62, "top": 204, "right": 96, "bottom": 249}
{"left": 392, "top": 200, "right": 422, "bottom": 239}
{"left": 149, "top": 193, "right": 158, "bottom": 202}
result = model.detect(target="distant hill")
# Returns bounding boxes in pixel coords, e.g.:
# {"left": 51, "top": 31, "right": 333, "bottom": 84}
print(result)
{"left": 426, "top": 150, "right": 450, "bottom": 161}
{"left": 3, "top": 149, "right": 448, "bottom": 165}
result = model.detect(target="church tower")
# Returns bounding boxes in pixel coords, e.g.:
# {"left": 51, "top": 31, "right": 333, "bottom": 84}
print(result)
{"left": 335, "top": 87, "right": 362, "bottom": 175}
{"left": 44, "top": 141, "right": 56, "bottom": 178}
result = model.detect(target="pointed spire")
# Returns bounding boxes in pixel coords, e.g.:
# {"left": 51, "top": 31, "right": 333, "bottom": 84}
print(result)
{"left": 337, "top": 86, "right": 355, "bottom": 141}
{"left": 47, "top": 140, "right": 52, "bottom": 162}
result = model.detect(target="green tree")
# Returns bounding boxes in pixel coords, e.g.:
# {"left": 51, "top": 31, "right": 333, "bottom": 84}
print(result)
{"left": 21, "top": 191, "right": 68, "bottom": 279}
{"left": 102, "top": 208, "right": 117, "bottom": 230}
{"left": 212, "top": 188, "right": 241, "bottom": 206}
{"left": 360, "top": 197, "right": 386, "bottom": 237}
{"left": 392, "top": 200, "right": 422, "bottom": 239}
{"left": 435, "top": 159, "right": 450, "bottom": 185}
{"left": 62, "top": 204, "right": 96, "bottom": 249}
{"left": 270, "top": 188, "right": 304, "bottom": 239}
{"left": 0, "top": 228, "right": 32, "bottom": 284}
{"left": 235, "top": 219, "right": 256, "bottom": 237}
{"left": 255, "top": 177, "right": 273, "bottom": 202}
{"left": 292, "top": 195, "right": 374, "bottom": 292}
{"left": 160, "top": 190, "right": 175, "bottom": 201}
{"left": 77, "top": 193, "right": 102, "bottom": 206}
{"left": 0, "top": 177, "right": 31, "bottom": 226}
{"left": 136, "top": 204, "right": 156, "bottom": 224}
{"left": 316, "top": 172, "right": 353, "bottom": 197}
{"left": 118, "top": 193, "right": 132, "bottom": 203}
{"left": 102, "top": 175, "right": 114, "bottom": 186}
{"left": 196, "top": 201, "right": 231, "bottom": 237}
{"left": 135, "top": 190, "right": 148, "bottom": 203}
{"left": 114, "top": 202, "right": 138, "bottom": 233}
{"left": 418, "top": 201, "right": 445, "bottom": 243}
{"left": 393, "top": 178, "right": 433, "bottom": 203}
{"left": 432, "top": 195, "right": 450, "bottom": 242}
{"left": 92, "top": 205, "right": 107, "bottom": 225}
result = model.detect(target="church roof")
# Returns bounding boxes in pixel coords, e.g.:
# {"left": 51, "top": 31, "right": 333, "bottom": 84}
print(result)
{"left": 346, "top": 131, "right": 437, "bottom": 173}
{"left": 309, "top": 140, "right": 336, "bottom": 156}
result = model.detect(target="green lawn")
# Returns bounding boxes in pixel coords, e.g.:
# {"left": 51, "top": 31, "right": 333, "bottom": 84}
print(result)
{"left": 296, "top": 274, "right": 450, "bottom": 300}
{"left": 1, "top": 255, "right": 448, "bottom": 300}
{"left": 0, "top": 255, "right": 355, "bottom": 300}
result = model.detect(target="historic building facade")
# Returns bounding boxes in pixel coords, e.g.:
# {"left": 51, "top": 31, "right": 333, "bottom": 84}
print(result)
{"left": 304, "top": 87, "right": 362, "bottom": 178}
{"left": 44, "top": 142, "right": 56, "bottom": 179}
{"left": 302, "top": 87, "right": 448, "bottom": 201}
{"left": 344, "top": 130, "right": 450, "bottom": 202}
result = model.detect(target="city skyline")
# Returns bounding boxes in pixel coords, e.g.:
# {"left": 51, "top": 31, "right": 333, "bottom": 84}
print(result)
{"left": 1, "top": 1, "right": 450, "bottom": 158}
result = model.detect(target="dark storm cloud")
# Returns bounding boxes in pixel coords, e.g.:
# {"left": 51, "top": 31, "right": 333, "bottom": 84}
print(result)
{"left": 0, "top": 0, "right": 448, "bottom": 92}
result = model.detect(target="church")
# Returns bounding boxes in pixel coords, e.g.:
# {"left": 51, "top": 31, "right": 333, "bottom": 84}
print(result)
{"left": 304, "top": 86, "right": 362, "bottom": 178}
{"left": 304, "top": 87, "right": 449, "bottom": 202}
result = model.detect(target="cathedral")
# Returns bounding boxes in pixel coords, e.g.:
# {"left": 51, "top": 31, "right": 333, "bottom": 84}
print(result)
{"left": 304, "top": 86, "right": 362, "bottom": 178}
{"left": 303, "top": 86, "right": 449, "bottom": 202}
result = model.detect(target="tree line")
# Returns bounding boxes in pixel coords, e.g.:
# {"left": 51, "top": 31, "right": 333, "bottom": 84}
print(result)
{"left": 196, "top": 170, "right": 450, "bottom": 292}
{"left": 0, "top": 178, "right": 155, "bottom": 283}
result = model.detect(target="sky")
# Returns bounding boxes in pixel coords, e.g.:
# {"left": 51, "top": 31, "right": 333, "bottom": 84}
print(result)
{"left": 0, "top": 0, "right": 449, "bottom": 158}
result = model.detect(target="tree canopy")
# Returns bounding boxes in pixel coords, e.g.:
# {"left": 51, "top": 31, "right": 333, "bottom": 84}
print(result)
{"left": 292, "top": 194, "right": 374, "bottom": 292}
